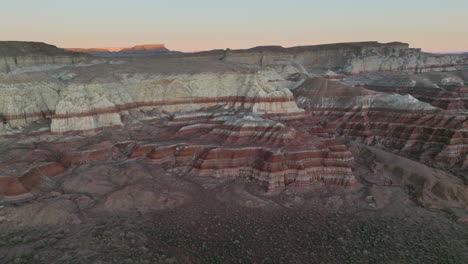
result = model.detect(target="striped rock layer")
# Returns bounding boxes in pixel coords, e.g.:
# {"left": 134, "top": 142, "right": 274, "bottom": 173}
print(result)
{"left": 0, "top": 71, "right": 303, "bottom": 135}
{"left": 1, "top": 41, "right": 467, "bottom": 202}
{"left": 293, "top": 77, "right": 468, "bottom": 169}
{"left": 342, "top": 70, "right": 468, "bottom": 111}
{"left": 0, "top": 114, "right": 356, "bottom": 201}
{"left": 131, "top": 116, "right": 356, "bottom": 190}
{"left": 220, "top": 42, "right": 468, "bottom": 76}
{"left": 359, "top": 85, "right": 468, "bottom": 111}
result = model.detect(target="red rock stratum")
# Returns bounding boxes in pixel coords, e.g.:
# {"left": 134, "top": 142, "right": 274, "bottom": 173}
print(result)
{"left": 0, "top": 41, "right": 466, "bottom": 217}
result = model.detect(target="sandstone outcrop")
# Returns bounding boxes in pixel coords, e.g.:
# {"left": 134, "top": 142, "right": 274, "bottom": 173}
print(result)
{"left": 342, "top": 70, "right": 468, "bottom": 110}
{"left": 0, "top": 162, "right": 65, "bottom": 202}
{"left": 0, "top": 41, "right": 467, "bottom": 210}
{"left": 2, "top": 41, "right": 466, "bottom": 136}
{"left": 0, "top": 67, "right": 303, "bottom": 134}
{"left": 293, "top": 77, "right": 468, "bottom": 171}
{"left": 135, "top": 115, "right": 356, "bottom": 190}
{"left": 0, "top": 113, "right": 356, "bottom": 202}
{"left": 49, "top": 71, "right": 303, "bottom": 133}
{"left": 220, "top": 42, "right": 468, "bottom": 76}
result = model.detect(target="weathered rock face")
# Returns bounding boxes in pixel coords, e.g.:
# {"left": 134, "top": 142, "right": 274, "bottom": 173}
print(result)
{"left": 0, "top": 73, "right": 61, "bottom": 133}
{"left": 293, "top": 77, "right": 468, "bottom": 171}
{"left": 0, "top": 70, "right": 302, "bottom": 134}
{"left": 342, "top": 70, "right": 468, "bottom": 110}
{"left": 0, "top": 113, "right": 356, "bottom": 203}
{"left": 221, "top": 42, "right": 468, "bottom": 76}
{"left": 49, "top": 72, "right": 303, "bottom": 133}
{"left": 132, "top": 115, "right": 356, "bottom": 190}
{"left": 0, "top": 41, "right": 467, "bottom": 212}
{"left": 0, "top": 41, "right": 89, "bottom": 74}
{"left": 1, "top": 41, "right": 466, "bottom": 136}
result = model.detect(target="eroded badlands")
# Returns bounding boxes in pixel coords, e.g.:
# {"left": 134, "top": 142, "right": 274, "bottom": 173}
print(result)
{"left": 0, "top": 41, "right": 467, "bottom": 263}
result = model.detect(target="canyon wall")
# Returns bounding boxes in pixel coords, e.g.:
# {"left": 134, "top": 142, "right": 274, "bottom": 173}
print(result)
{"left": 1, "top": 41, "right": 467, "bottom": 197}
{"left": 0, "top": 70, "right": 302, "bottom": 134}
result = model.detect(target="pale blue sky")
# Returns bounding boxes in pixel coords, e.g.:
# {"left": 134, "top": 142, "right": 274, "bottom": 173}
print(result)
{"left": 1, "top": 0, "right": 467, "bottom": 52}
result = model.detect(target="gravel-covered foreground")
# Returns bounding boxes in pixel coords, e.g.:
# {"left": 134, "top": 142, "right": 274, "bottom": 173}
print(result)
{"left": 1, "top": 189, "right": 467, "bottom": 264}
{"left": 0, "top": 140, "right": 467, "bottom": 264}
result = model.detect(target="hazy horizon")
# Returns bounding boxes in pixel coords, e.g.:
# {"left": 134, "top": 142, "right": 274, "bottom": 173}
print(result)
{"left": 1, "top": 0, "right": 467, "bottom": 53}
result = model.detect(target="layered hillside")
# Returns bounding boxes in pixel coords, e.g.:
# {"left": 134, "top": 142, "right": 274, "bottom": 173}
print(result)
{"left": 342, "top": 70, "right": 468, "bottom": 110}
{"left": 0, "top": 41, "right": 90, "bottom": 74}
{"left": 0, "top": 111, "right": 357, "bottom": 202}
{"left": 0, "top": 41, "right": 467, "bottom": 208}
{"left": 0, "top": 68, "right": 302, "bottom": 134}
{"left": 293, "top": 77, "right": 467, "bottom": 171}
{"left": 220, "top": 41, "right": 468, "bottom": 76}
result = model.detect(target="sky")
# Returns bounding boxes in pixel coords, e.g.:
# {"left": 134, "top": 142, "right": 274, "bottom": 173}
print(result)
{"left": 1, "top": 0, "right": 467, "bottom": 53}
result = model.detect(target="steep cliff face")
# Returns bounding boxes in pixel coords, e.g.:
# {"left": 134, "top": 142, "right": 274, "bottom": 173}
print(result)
{"left": 0, "top": 70, "right": 302, "bottom": 134}
{"left": 0, "top": 73, "right": 61, "bottom": 135}
{"left": 0, "top": 41, "right": 90, "bottom": 74}
{"left": 221, "top": 41, "right": 468, "bottom": 76}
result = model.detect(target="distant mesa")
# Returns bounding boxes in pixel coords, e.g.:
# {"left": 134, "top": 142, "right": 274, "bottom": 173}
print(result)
{"left": 66, "top": 47, "right": 116, "bottom": 53}
{"left": 65, "top": 44, "right": 179, "bottom": 56}
{"left": 120, "top": 44, "right": 169, "bottom": 52}
{"left": 65, "top": 44, "right": 168, "bottom": 53}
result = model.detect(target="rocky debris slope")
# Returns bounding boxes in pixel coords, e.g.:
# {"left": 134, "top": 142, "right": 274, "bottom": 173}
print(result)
{"left": 349, "top": 143, "right": 468, "bottom": 210}
{"left": 0, "top": 41, "right": 90, "bottom": 74}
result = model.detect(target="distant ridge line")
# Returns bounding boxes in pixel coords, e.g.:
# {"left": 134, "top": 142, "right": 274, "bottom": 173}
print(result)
{"left": 65, "top": 44, "right": 169, "bottom": 53}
